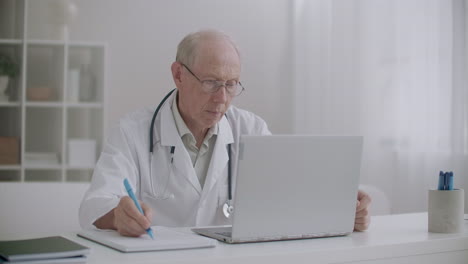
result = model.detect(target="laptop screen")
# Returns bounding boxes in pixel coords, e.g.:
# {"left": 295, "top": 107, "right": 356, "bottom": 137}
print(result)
{"left": 231, "top": 135, "right": 363, "bottom": 240}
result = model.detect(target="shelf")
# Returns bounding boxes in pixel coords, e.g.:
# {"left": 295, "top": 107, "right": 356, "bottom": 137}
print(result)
{"left": 67, "top": 108, "right": 103, "bottom": 144}
{"left": 0, "top": 43, "right": 22, "bottom": 102}
{"left": 24, "top": 169, "right": 62, "bottom": 182}
{"left": 68, "top": 41, "right": 107, "bottom": 47}
{"left": 66, "top": 169, "right": 92, "bottom": 182}
{"left": 25, "top": 40, "right": 107, "bottom": 47}
{"left": 66, "top": 165, "right": 95, "bottom": 170}
{"left": 0, "top": 170, "right": 20, "bottom": 181}
{"left": 25, "top": 101, "right": 63, "bottom": 107}
{"left": 0, "top": 102, "right": 21, "bottom": 107}
{"left": 0, "top": 39, "right": 22, "bottom": 44}
{"left": 26, "top": 44, "right": 65, "bottom": 102}
{"left": 25, "top": 108, "right": 63, "bottom": 157}
{"left": 23, "top": 164, "right": 62, "bottom": 170}
{"left": 68, "top": 46, "right": 104, "bottom": 103}
{"left": 66, "top": 102, "right": 103, "bottom": 108}
{"left": 0, "top": 165, "right": 21, "bottom": 170}
{"left": 0, "top": 107, "right": 21, "bottom": 137}
{"left": 26, "top": 39, "right": 66, "bottom": 46}
{"left": 0, "top": 0, "right": 25, "bottom": 40}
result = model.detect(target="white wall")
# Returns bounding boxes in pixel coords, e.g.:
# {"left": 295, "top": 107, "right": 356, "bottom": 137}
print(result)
{"left": 29, "top": 0, "right": 294, "bottom": 134}
{"left": 22, "top": 1, "right": 468, "bottom": 219}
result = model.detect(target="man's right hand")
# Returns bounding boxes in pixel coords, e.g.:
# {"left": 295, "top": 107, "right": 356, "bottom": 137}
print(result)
{"left": 93, "top": 196, "right": 153, "bottom": 237}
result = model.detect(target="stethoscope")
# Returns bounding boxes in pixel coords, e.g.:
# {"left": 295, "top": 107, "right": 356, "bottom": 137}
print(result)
{"left": 149, "top": 89, "right": 234, "bottom": 219}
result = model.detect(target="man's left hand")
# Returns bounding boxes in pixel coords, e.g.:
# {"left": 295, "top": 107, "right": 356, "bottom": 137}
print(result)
{"left": 354, "top": 190, "right": 371, "bottom": 231}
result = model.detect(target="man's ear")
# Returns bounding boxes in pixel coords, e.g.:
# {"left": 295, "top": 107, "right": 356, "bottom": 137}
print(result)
{"left": 171, "top": 62, "right": 183, "bottom": 86}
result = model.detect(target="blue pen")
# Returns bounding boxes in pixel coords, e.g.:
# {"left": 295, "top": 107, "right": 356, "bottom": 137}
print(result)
{"left": 123, "top": 178, "right": 154, "bottom": 239}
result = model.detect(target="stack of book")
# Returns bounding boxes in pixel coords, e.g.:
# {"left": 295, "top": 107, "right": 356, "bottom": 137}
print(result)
{"left": 0, "top": 236, "right": 89, "bottom": 264}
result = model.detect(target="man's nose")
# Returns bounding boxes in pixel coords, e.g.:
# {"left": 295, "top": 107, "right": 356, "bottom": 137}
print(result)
{"left": 212, "top": 85, "right": 228, "bottom": 103}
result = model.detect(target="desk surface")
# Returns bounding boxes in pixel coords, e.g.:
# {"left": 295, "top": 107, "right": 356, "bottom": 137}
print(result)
{"left": 3, "top": 213, "right": 468, "bottom": 264}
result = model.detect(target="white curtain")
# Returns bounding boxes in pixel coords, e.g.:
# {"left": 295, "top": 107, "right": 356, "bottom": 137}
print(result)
{"left": 293, "top": 0, "right": 468, "bottom": 213}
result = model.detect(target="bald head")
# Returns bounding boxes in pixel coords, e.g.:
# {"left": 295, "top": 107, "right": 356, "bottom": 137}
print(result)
{"left": 176, "top": 30, "right": 241, "bottom": 68}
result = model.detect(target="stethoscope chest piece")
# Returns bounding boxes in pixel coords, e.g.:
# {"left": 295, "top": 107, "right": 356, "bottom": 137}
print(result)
{"left": 223, "top": 200, "right": 234, "bottom": 218}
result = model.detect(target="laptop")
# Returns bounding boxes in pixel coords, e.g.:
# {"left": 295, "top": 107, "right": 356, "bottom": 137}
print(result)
{"left": 192, "top": 135, "right": 363, "bottom": 243}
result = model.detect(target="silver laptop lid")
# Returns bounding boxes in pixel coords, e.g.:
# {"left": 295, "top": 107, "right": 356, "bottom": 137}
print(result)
{"left": 231, "top": 135, "right": 363, "bottom": 241}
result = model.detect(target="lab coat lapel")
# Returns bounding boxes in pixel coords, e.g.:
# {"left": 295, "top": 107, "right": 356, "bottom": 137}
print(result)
{"left": 201, "top": 116, "right": 234, "bottom": 198}
{"left": 158, "top": 93, "right": 202, "bottom": 195}
{"left": 171, "top": 146, "right": 202, "bottom": 194}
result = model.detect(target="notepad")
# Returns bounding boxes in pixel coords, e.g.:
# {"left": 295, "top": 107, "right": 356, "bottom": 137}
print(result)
{"left": 0, "top": 256, "right": 87, "bottom": 264}
{"left": 0, "top": 236, "right": 89, "bottom": 263}
{"left": 77, "top": 226, "right": 216, "bottom": 252}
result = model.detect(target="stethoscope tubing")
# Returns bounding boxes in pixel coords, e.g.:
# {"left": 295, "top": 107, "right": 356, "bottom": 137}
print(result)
{"left": 150, "top": 89, "right": 176, "bottom": 153}
{"left": 149, "top": 89, "right": 233, "bottom": 218}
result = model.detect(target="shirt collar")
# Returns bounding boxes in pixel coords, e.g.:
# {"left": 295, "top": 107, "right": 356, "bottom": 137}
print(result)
{"left": 171, "top": 91, "right": 218, "bottom": 142}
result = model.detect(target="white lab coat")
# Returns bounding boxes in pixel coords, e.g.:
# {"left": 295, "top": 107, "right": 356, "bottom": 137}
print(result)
{"left": 79, "top": 91, "right": 271, "bottom": 229}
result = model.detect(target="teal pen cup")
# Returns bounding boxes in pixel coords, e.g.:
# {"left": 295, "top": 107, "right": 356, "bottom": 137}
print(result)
{"left": 428, "top": 189, "right": 464, "bottom": 233}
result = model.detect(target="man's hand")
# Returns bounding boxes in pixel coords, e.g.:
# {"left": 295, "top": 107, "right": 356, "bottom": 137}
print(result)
{"left": 94, "top": 196, "right": 153, "bottom": 237}
{"left": 113, "top": 196, "right": 153, "bottom": 237}
{"left": 354, "top": 190, "right": 371, "bottom": 231}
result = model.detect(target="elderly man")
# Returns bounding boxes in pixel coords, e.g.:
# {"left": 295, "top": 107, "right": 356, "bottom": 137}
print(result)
{"left": 79, "top": 29, "right": 371, "bottom": 237}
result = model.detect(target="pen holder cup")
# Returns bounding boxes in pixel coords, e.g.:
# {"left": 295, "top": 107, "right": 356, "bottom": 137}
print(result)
{"left": 428, "top": 189, "right": 464, "bottom": 233}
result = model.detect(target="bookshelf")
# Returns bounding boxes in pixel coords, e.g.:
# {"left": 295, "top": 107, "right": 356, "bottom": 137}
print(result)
{"left": 0, "top": 0, "right": 106, "bottom": 182}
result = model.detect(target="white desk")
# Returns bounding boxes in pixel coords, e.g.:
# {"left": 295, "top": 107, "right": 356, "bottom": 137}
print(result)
{"left": 3, "top": 213, "right": 468, "bottom": 264}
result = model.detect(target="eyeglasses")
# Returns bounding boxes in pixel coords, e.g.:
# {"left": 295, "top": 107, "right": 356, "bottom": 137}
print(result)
{"left": 181, "top": 63, "right": 245, "bottom": 97}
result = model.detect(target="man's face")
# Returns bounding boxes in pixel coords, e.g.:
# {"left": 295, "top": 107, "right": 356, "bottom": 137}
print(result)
{"left": 174, "top": 39, "right": 241, "bottom": 132}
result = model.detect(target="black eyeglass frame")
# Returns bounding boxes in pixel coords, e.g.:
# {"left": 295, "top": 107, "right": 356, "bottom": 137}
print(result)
{"left": 181, "top": 63, "right": 245, "bottom": 97}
